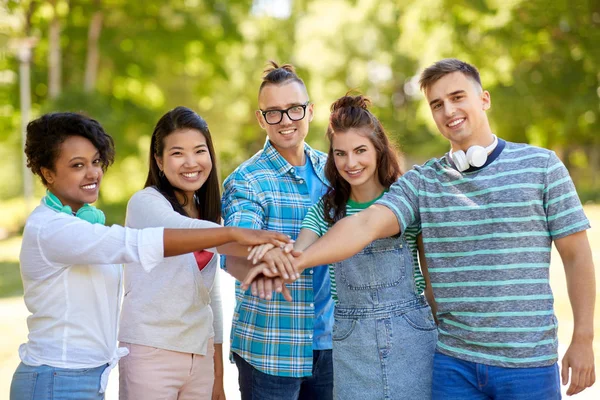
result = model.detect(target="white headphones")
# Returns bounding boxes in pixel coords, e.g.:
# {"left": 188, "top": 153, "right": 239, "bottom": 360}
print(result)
{"left": 450, "top": 135, "right": 498, "bottom": 172}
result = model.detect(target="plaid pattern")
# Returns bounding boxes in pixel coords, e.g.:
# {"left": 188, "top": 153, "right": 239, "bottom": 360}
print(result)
{"left": 222, "top": 139, "right": 328, "bottom": 377}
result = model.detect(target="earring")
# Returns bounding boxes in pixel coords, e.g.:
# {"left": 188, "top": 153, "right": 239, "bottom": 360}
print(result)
{"left": 159, "top": 170, "right": 164, "bottom": 178}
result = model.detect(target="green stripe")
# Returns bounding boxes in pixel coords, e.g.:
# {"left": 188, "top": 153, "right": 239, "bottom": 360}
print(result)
{"left": 432, "top": 279, "right": 547, "bottom": 288}
{"left": 420, "top": 200, "right": 543, "bottom": 213}
{"left": 429, "top": 263, "right": 547, "bottom": 273}
{"left": 547, "top": 162, "right": 563, "bottom": 173}
{"left": 544, "top": 176, "right": 571, "bottom": 193}
{"left": 436, "top": 294, "right": 553, "bottom": 303}
{"left": 546, "top": 206, "right": 582, "bottom": 222}
{"left": 546, "top": 192, "right": 576, "bottom": 206}
{"left": 421, "top": 168, "right": 547, "bottom": 186}
{"left": 427, "top": 247, "right": 550, "bottom": 258}
{"left": 422, "top": 215, "right": 546, "bottom": 228}
{"left": 438, "top": 328, "right": 556, "bottom": 348}
{"left": 450, "top": 310, "right": 554, "bottom": 318}
{"left": 426, "top": 152, "right": 549, "bottom": 176}
{"left": 550, "top": 220, "right": 590, "bottom": 236}
{"left": 441, "top": 319, "right": 557, "bottom": 333}
{"left": 437, "top": 342, "right": 557, "bottom": 364}
{"left": 421, "top": 183, "right": 544, "bottom": 198}
{"left": 424, "top": 231, "right": 550, "bottom": 243}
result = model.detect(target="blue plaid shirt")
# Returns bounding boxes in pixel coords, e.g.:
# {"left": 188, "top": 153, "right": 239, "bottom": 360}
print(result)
{"left": 222, "top": 139, "right": 331, "bottom": 377}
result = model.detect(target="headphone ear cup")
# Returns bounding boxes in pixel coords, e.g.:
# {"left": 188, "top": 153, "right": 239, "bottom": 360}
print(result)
{"left": 451, "top": 150, "right": 470, "bottom": 172}
{"left": 466, "top": 145, "right": 487, "bottom": 168}
{"left": 76, "top": 205, "right": 106, "bottom": 225}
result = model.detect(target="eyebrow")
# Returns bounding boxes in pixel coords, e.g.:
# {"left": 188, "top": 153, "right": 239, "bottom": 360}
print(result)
{"left": 168, "top": 144, "right": 208, "bottom": 151}
{"left": 333, "top": 144, "right": 368, "bottom": 152}
{"left": 428, "top": 90, "right": 466, "bottom": 106}
{"left": 263, "top": 101, "right": 306, "bottom": 111}
{"left": 69, "top": 152, "right": 99, "bottom": 162}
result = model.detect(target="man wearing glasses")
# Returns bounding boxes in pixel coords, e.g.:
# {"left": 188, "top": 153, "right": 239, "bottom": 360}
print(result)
{"left": 221, "top": 61, "right": 334, "bottom": 399}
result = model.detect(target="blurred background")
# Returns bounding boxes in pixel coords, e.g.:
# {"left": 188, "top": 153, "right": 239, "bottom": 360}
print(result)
{"left": 0, "top": 0, "right": 599, "bottom": 398}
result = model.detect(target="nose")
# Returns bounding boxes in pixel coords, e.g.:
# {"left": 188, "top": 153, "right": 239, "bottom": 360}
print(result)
{"left": 280, "top": 111, "right": 293, "bottom": 125}
{"left": 444, "top": 101, "right": 456, "bottom": 117}
{"left": 183, "top": 153, "right": 198, "bottom": 167}
{"left": 346, "top": 153, "right": 358, "bottom": 168}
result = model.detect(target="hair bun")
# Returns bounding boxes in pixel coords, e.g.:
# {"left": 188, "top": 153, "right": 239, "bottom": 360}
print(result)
{"left": 264, "top": 60, "right": 296, "bottom": 76}
{"left": 330, "top": 94, "right": 371, "bottom": 112}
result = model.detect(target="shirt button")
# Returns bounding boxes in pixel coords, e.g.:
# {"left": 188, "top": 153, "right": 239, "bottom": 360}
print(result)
{"left": 299, "top": 179, "right": 304, "bottom": 183}
{"left": 310, "top": 303, "right": 314, "bottom": 307}
{"left": 309, "top": 269, "right": 313, "bottom": 274}
{"left": 309, "top": 334, "right": 313, "bottom": 339}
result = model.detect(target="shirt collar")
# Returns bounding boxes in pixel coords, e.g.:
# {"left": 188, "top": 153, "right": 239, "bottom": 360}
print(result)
{"left": 261, "top": 138, "right": 326, "bottom": 178}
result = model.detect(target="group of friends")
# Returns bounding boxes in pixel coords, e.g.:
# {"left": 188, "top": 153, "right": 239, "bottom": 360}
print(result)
{"left": 9, "top": 58, "right": 596, "bottom": 400}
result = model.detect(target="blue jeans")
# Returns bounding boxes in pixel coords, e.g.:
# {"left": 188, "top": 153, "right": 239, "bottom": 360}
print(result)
{"left": 10, "top": 362, "right": 107, "bottom": 400}
{"left": 432, "top": 352, "right": 561, "bottom": 400}
{"left": 234, "top": 350, "right": 333, "bottom": 400}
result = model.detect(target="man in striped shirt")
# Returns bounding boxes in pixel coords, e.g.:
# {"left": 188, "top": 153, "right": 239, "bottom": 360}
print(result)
{"left": 290, "top": 59, "right": 595, "bottom": 398}
{"left": 222, "top": 62, "right": 334, "bottom": 399}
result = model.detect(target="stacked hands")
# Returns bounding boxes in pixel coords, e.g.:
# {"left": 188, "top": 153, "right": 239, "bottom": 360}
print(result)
{"left": 242, "top": 242, "right": 304, "bottom": 302}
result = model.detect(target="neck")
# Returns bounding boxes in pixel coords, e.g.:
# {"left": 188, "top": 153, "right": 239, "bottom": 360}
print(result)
{"left": 176, "top": 191, "right": 198, "bottom": 218}
{"left": 276, "top": 144, "right": 306, "bottom": 166}
{"left": 349, "top": 180, "right": 385, "bottom": 204}
{"left": 452, "top": 132, "right": 496, "bottom": 153}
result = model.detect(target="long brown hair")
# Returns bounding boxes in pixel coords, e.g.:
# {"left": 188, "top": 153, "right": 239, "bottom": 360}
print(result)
{"left": 144, "top": 106, "right": 221, "bottom": 223}
{"left": 323, "top": 94, "right": 403, "bottom": 225}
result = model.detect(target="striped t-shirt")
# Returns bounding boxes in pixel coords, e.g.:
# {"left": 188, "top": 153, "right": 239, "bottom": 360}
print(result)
{"left": 302, "top": 193, "right": 426, "bottom": 304}
{"left": 377, "top": 140, "right": 590, "bottom": 368}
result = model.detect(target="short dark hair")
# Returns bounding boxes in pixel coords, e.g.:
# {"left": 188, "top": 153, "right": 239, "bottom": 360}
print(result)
{"left": 258, "top": 60, "right": 307, "bottom": 95}
{"left": 323, "top": 94, "right": 403, "bottom": 225}
{"left": 419, "top": 58, "right": 482, "bottom": 92}
{"left": 25, "top": 112, "right": 115, "bottom": 186}
{"left": 145, "top": 106, "right": 221, "bottom": 223}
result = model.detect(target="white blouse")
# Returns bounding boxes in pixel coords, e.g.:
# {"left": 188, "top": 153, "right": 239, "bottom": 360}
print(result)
{"left": 18, "top": 201, "right": 164, "bottom": 391}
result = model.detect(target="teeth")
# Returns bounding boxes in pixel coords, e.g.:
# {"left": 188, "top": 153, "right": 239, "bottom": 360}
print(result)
{"left": 347, "top": 169, "right": 363, "bottom": 176}
{"left": 81, "top": 183, "right": 97, "bottom": 190}
{"left": 182, "top": 172, "right": 199, "bottom": 178}
{"left": 280, "top": 129, "right": 294, "bottom": 135}
{"left": 448, "top": 118, "right": 464, "bottom": 127}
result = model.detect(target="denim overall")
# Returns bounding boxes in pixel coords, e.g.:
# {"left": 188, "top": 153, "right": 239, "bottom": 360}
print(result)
{"left": 332, "top": 234, "right": 437, "bottom": 400}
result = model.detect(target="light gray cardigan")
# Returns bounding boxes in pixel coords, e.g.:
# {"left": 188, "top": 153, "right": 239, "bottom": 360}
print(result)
{"left": 119, "top": 187, "right": 223, "bottom": 355}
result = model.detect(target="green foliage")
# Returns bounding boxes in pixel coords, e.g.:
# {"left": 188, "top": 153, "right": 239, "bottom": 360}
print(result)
{"left": 1, "top": 0, "right": 598, "bottom": 218}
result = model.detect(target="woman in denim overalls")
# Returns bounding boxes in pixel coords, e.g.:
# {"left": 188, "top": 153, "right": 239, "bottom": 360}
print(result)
{"left": 245, "top": 94, "right": 437, "bottom": 399}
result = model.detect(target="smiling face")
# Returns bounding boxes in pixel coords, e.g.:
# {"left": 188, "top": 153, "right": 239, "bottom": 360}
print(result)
{"left": 425, "top": 71, "right": 493, "bottom": 152}
{"left": 155, "top": 128, "right": 212, "bottom": 205}
{"left": 41, "top": 135, "right": 103, "bottom": 212}
{"left": 332, "top": 127, "right": 383, "bottom": 198}
{"left": 256, "top": 81, "right": 313, "bottom": 165}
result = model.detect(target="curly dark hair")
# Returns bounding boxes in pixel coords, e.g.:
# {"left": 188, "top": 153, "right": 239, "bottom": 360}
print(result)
{"left": 323, "top": 94, "right": 403, "bottom": 225}
{"left": 25, "top": 112, "right": 115, "bottom": 186}
{"left": 144, "top": 106, "right": 221, "bottom": 223}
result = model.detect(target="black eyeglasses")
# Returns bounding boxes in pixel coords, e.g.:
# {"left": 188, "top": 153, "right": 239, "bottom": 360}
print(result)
{"left": 260, "top": 101, "right": 310, "bottom": 125}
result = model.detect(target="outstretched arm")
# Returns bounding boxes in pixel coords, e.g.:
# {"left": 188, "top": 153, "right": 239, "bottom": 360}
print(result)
{"left": 554, "top": 230, "right": 596, "bottom": 396}
{"left": 295, "top": 204, "right": 400, "bottom": 271}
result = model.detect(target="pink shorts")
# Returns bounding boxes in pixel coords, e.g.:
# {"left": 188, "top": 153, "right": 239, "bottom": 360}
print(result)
{"left": 119, "top": 340, "right": 214, "bottom": 400}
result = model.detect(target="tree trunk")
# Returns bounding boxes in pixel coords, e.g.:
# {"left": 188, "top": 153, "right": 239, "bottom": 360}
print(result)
{"left": 48, "top": 1, "right": 62, "bottom": 99}
{"left": 84, "top": 4, "right": 103, "bottom": 93}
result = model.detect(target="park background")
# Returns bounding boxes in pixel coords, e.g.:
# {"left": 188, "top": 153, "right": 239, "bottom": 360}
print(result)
{"left": 0, "top": 0, "right": 599, "bottom": 398}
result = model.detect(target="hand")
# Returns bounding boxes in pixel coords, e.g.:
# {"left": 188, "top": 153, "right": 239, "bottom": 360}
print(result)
{"left": 230, "top": 227, "right": 290, "bottom": 247}
{"left": 241, "top": 263, "right": 280, "bottom": 290}
{"left": 247, "top": 243, "right": 275, "bottom": 263}
{"left": 249, "top": 275, "right": 293, "bottom": 302}
{"left": 211, "top": 375, "right": 226, "bottom": 400}
{"left": 260, "top": 247, "right": 299, "bottom": 281}
{"left": 561, "top": 340, "right": 595, "bottom": 396}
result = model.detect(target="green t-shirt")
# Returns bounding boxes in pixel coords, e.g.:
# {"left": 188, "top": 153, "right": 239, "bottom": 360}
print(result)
{"left": 302, "top": 192, "right": 425, "bottom": 303}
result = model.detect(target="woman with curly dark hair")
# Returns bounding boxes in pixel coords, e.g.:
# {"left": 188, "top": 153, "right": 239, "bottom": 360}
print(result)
{"left": 9, "top": 112, "right": 290, "bottom": 400}
{"left": 245, "top": 94, "right": 437, "bottom": 399}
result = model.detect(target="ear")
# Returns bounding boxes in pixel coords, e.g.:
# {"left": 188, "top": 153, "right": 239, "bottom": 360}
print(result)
{"left": 255, "top": 110, "right": 266, "bottom": 130}
{"left": 481, "top": 90, "right": 491, "bottom": 111}
{"left": 154, "top": 154, "right": 163, "bottom": 171}
{"left": 307, "top": 103, "right": 315, "bottom": 122}
{"left": 41, "top": 167, "right": 54, "bottom": 185}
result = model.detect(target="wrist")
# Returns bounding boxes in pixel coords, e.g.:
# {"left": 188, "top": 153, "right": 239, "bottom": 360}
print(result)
{"left": 572, "top": 330, "right": 594, "bottom": 344}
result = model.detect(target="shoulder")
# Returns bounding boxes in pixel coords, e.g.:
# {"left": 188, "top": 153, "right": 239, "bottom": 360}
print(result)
{"left": 223, "top": 150, "right": 274, "bottom": 185}
{"left": 128, "top": 187, "right": 170, "bottom": 207}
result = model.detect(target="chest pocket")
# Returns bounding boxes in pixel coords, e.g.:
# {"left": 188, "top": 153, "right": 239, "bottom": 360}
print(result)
{"left": 336, "top": 235, "right": 406, "bottom": 290}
